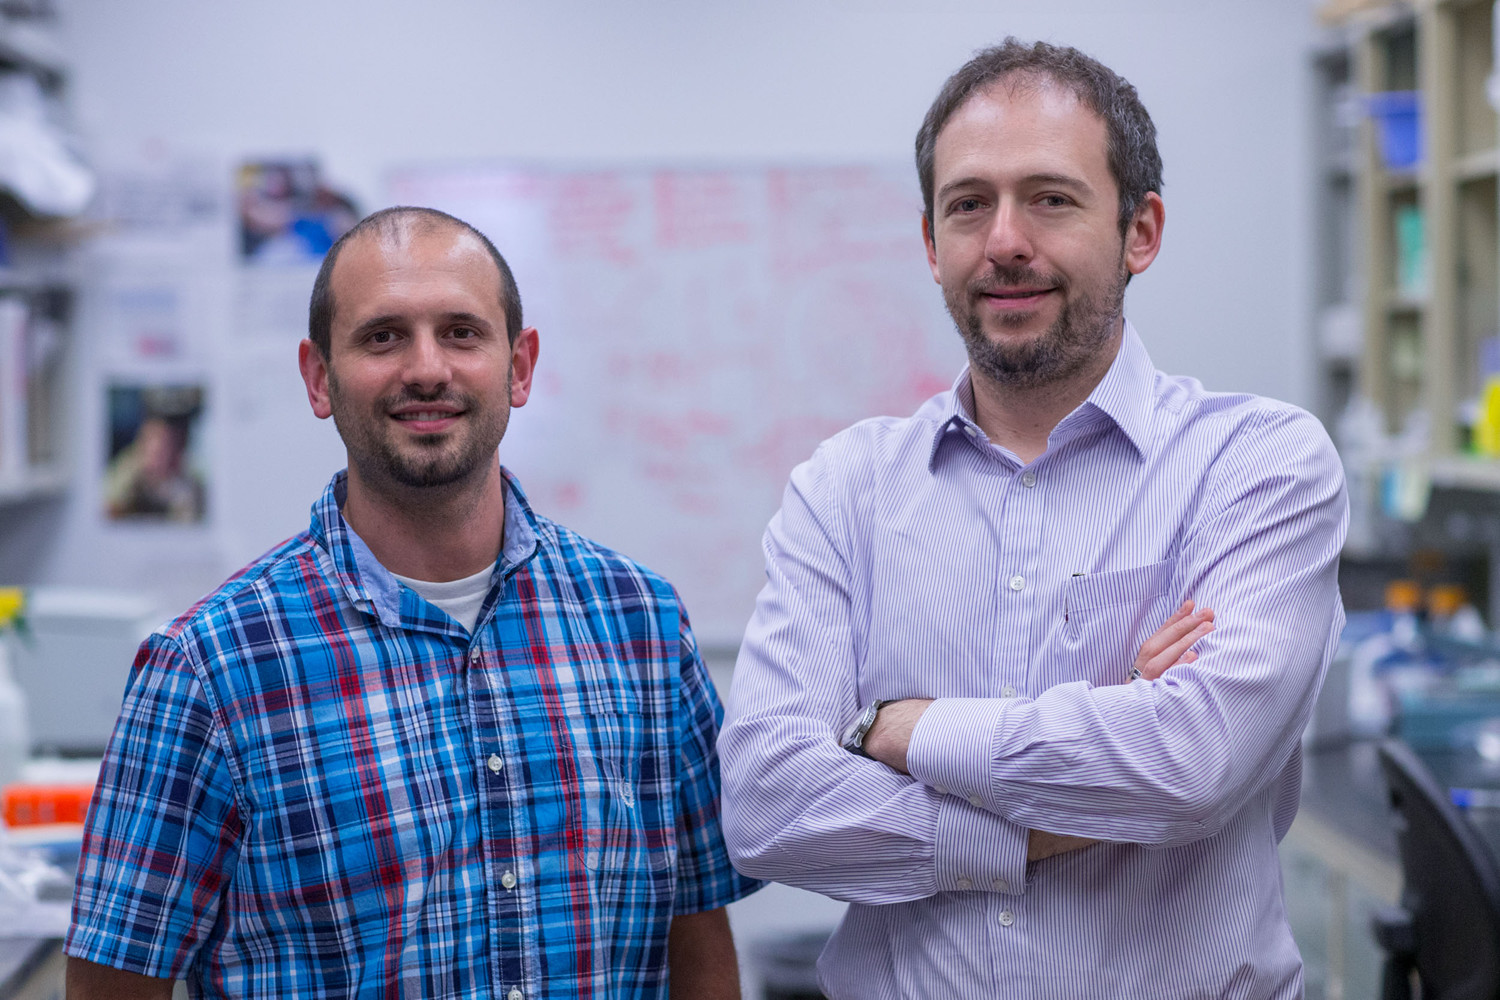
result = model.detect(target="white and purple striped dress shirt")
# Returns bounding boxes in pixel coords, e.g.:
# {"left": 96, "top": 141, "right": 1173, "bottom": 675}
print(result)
{"left": 721, "top": 321, "right": 1348, "bottom": 1000}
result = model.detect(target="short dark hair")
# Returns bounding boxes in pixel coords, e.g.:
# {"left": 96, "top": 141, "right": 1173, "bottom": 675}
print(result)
{"left": 915, "top": 38, "right": 1163, "bottom": 236}
{"left": 307, "top": 205, "right": 524, "bottom": 357}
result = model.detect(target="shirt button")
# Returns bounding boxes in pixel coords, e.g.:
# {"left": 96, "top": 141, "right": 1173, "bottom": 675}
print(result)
{"left": 968, "top": 794, "right": 982, "bottom": 807}
{"left": 964, "top": 425, "right": 977, "bottom": 438}
{"left": 1001, "top": 685, "right": 1017, "bottom": 698}
{"left": 508, "top": 990, "right": 523, "bottom": 1000}
{"left": 993, "top": 878, "right": 1009, "bottom": 892}
{"left": 999, "top": 910, "right": 1016, "bottom": 927}
{"left": 487, "top": 754, "right": 504, "bottom": 773}
{"left": 501, "top": 870, "right": 517, "bottom": 889}
{"left": 956, "top": 877, "right": 973, "bottom": 890}
{"left": 1008, "top": 575, "right": 1024, "bottom": 592}
{"left": 619, "top": 782, "right": 635, "bottom": 806}
{"left": 1021, "top": 471, "right": 1036, "bottom": 487}
{"left": 470, "top": 650, "right": 482, "bottom": 665}
{"left": 934, "top": 786, "right": 948, "bottom": 796}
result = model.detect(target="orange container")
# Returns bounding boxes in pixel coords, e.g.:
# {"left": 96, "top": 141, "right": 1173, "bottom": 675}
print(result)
{"left": 3, "top": 782, "right": 94, "bottom": 826}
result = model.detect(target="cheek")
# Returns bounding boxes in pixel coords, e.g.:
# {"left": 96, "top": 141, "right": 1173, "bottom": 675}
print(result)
{"left": 933, "top": 242, "right": 977, "bottom": 287}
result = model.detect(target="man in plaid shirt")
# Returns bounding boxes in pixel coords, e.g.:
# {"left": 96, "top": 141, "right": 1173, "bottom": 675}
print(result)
{"left": 65, "top": 206, "right": 761, "bottom": 999}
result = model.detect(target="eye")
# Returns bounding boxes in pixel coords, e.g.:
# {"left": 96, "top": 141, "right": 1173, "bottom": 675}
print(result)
{"left": 1039, "top": 194, "right": 1071, "bottom": 208}
{"left": 951, "top": 196, "right": 985, "bottom": 214}
{"left": 450, "top": 326, "right": 479, "bottom": 341}
{"left": 368, "top": 329, "right": 396, "bottom": 345}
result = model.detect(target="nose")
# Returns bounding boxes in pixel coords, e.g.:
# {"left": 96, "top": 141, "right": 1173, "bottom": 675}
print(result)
{"left": 402, "top": 330, "right": 451, "bottom": 393}
{"left": 984, "top": 199, "right": 1033, "bottom": 266}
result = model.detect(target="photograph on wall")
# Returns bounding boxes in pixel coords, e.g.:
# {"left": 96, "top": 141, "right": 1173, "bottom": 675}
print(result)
{"left": 236, "top": 159, "right": 358, "bottom": 264}
{"left": 103, "top": 382, "right": 207, "bottom": 523}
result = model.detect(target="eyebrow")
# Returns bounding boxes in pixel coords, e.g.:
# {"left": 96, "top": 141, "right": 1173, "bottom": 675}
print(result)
{"left": 351, "top": 311, "right": 494, "bottom": 336}
{"left": 936, "top": 171, "right": 1096, "bottom": 203}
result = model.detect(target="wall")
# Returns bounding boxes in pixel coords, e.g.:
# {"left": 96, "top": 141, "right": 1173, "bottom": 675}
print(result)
{"left": 17, "top": 0, "right": 1320, "bottom": 621}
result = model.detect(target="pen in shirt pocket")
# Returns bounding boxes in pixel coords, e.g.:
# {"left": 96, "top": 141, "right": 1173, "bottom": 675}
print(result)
{"left": 1063, "top": 572, "right": 1083, "bottom": 622}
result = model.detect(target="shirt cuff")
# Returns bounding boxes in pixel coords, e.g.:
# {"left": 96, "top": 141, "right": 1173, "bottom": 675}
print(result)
{"left": 932, "top": 793, "right": 1028, "bottom": 895}
{"left": 906, "top": 696, "right": 1008, "bottom": 805}
{"left": 907, "top": 698, "right": 1029, "bottom": 895}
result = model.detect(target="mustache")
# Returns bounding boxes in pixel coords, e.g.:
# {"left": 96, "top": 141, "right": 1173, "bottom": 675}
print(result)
{"left": 969, "top": 264, "right": 1064, "bottom": 295}
{"left": 379, "top": 387, "right": 473, "bottom": 409}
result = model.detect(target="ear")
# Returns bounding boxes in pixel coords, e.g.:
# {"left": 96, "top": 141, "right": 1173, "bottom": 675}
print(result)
{"left": 298, "top": 339, "right": 334, "bottom": 419}
{"left": 1123, "top": 192, "right": 1165, "bottom": 276}
{"left": 508, "top": 327, "right": 540, "bottom": 408}
{"left": 922, "top": 213, "right": 941, "bottom": 285}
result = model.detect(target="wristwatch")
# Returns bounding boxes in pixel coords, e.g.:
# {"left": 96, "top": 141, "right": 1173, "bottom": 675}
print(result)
{"left": 841, "top": 700, "right": 889, "bottom": 756}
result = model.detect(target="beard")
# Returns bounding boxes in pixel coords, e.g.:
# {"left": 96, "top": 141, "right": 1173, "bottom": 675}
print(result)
{"left": 328, "top": 369, "right": 510, "bottom": 492}
{"left": 945, "top": 257, "right": 1128, "bottom": 391}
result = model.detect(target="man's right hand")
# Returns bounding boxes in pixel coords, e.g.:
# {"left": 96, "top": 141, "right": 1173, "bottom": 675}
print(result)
{"left": 1131, "top": 599, "right": 1214, "bottom": 681}
{"left": 1025, "top": 599, "right": 1215, "bottom": 861}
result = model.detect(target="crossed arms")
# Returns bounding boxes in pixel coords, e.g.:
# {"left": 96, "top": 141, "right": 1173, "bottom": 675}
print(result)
{"left": 861, "top": 600, "right": 1214, "bottom": 862}
{"left": 718, "top": 412, "right": 1348, "bottom": 905}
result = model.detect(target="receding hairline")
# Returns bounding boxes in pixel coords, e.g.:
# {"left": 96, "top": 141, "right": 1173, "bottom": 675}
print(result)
{"left": 951, "top": 68, "right": 1103, "bottom": 137}
{"left": 325, "top": 213, "right": 508, "bottom": 327}
{"left": 932, "top": 75, "right": 1112, "bottom": 201}
{"left": 337, "top": 211, "right": 497, "bottom": 273}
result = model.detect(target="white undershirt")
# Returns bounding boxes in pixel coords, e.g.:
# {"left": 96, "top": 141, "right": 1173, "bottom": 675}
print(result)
{"left": 393, "top": 562, "right": 497, "bottom": 635}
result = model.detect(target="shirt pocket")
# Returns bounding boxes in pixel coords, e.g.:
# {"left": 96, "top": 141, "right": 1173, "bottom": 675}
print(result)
{"left": 1059, "top": 559, "right": 1178, "bottom": 687}
{"left": 576, "top": 747, "right": 677, "bottom": 874}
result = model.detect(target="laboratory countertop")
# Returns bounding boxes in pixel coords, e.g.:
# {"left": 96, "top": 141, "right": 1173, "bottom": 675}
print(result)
{"left": 1301, "top": 738, "right": 1500, "bottom": 862}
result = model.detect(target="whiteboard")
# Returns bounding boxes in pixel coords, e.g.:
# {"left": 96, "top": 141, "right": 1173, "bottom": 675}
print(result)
{"left": 386, "top": 164, "right": 966, "bottom": 647}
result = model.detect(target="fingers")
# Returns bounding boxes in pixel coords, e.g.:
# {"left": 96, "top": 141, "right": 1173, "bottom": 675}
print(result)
{"left": 1132, "top": 604, "right": 1215, "bottom": 682}
{"left": 1133, "top": 600, "right": 1197, "bottom": 664}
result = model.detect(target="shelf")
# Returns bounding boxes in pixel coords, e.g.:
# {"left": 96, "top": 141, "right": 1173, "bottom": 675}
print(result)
{"left": 0, "top": 267, "right": 70, "bottom": 294}
{"left": 1384, "top": 168, "right": 1421, "bottom": 192}
{"left": 1385, "top": 291, "right": 1427, "bottom": 313}
{"left": 1455, "top": 148, "right": 1500, "bottom": 181}
{"left": 1428, "top": 455, "right": 1500, "bottom": 492}
{"left": 0, "top": 466, "right": 66, "bottom": 505}
{"left": 1323, "top": 148, "right": 1359, "bottom": 180}
{"left": 0, "top": 19, "right": 65, "bottom": 89}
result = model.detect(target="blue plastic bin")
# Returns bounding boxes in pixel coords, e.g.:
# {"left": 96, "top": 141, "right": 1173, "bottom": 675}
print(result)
{"left": 1369, "top": 90, "right": 1422, "bottom": 169}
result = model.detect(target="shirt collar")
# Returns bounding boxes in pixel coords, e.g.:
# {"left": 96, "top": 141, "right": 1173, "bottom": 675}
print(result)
{"left": 927, "top": 318, "right": 1156, "bottom": 467}
{"left": 1081, "top": 318, "right": 1156, "bottom": 458}
{"left": 309, "top": 468, "right": 543, "bottom": 627}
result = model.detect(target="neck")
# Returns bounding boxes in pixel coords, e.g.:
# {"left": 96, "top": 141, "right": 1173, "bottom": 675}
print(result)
{"left": 340, "top": 460, "right": 507, "bottom": 581}
{"left": 968, "top": 324, "right": 1124, "bottom": 464}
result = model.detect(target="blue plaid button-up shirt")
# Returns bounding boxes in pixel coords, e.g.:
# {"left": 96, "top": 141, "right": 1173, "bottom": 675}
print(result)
{"left": 68, "top": 470, "right": 761, "bottom": 999}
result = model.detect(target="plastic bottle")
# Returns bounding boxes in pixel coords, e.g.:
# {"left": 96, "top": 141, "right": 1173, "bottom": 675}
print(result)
{"left": 0, "top": 636, "right": 29, "bottom": 789}
{"left": 1427, "top": 583, "right": 1489, "bottom": 644}
{"left": 1348, "top": 580, "right": 1428, "bottom": 737}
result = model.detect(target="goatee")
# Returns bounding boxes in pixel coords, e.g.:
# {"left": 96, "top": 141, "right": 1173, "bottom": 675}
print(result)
{"left": 947, "top": 260, "right": 1127, "bottom": 390}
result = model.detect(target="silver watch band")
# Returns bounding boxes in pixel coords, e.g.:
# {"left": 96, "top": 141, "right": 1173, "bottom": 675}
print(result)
{"left": 841, "top": 699, "right": 887, "bottom": 755}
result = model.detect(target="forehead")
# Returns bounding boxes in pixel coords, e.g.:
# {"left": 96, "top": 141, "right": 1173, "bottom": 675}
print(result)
{"left": 329, "top": 223, "right": 504, "bottom": 327}
{"left": 934, "top": 76, "right": 1111, "bottom": 186}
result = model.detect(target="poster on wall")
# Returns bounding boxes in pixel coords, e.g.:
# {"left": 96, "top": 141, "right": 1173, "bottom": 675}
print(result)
{"left": 236, "top": 159, "right": 359, "bottom": 264}
{"left": 103, "top": 383, "right": 207, "bottom": 523}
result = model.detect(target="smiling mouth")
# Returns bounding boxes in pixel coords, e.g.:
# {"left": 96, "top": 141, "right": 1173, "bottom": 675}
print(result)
{"left": 984, "top": 287, "right": 1054, "bottom": 300}
{"left": 393, "top": 410, "right": 461, "bottom": 421}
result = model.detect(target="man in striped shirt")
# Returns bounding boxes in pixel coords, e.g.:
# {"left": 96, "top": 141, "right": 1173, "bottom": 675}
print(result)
{"left": 721, "top": 38, "right": 1348, "bottom": 999}
{"left": 66, "top": 207, "right": 761, "bottom": 999}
